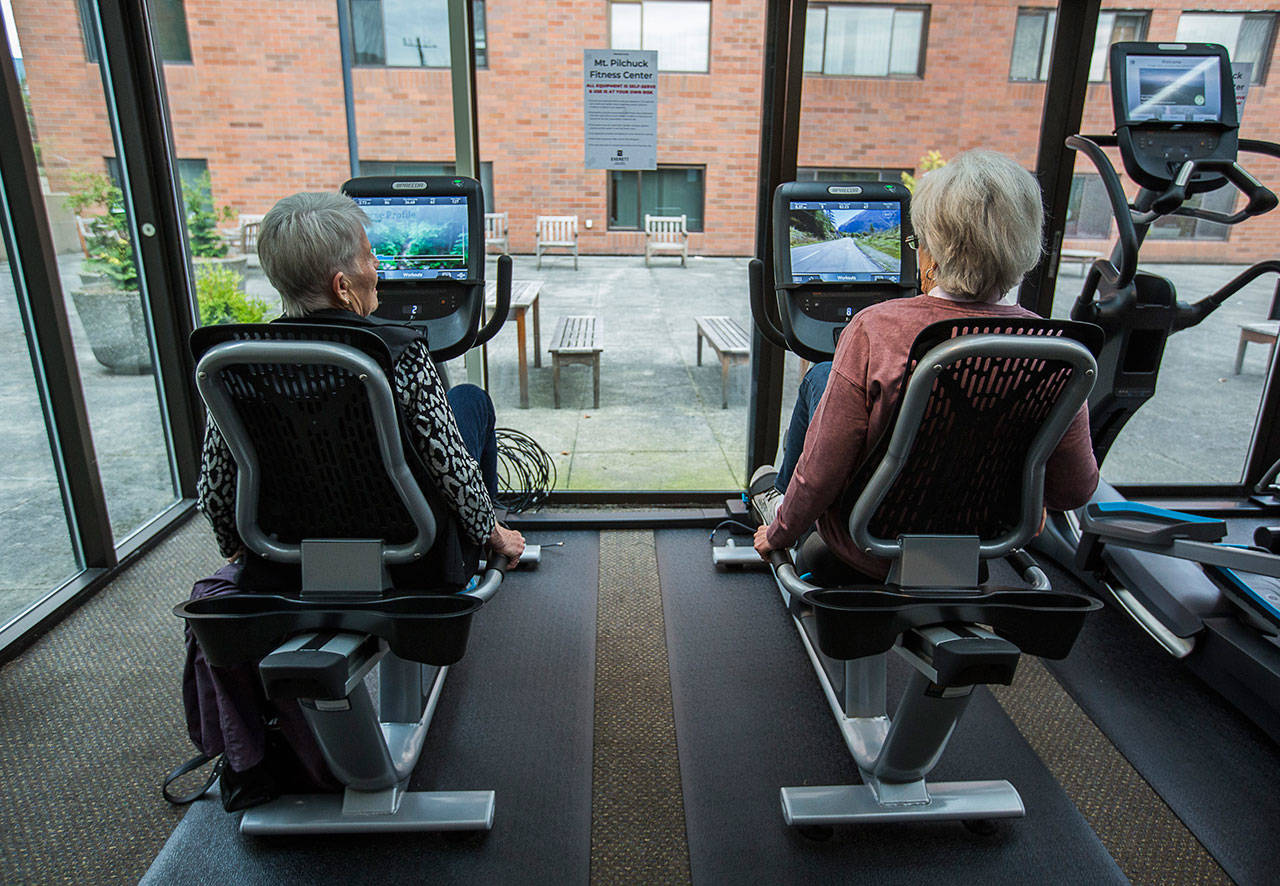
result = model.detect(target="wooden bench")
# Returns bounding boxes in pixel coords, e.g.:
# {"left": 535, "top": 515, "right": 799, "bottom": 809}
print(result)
{"left": 695, "top": 315, "right": 750, "bottom": 408}
{"left": 536, "top": 215, "right": 579, "bottom": 269}
{"left": 484, "top": 212, "right": 509, "bottom": 254}
{"left": 1235, "top": 320, "right": 1279, "bottom": 374}
{"left": 549, "top": 315, "right": 602, "bottom": 408}
{"left": 1058, "top": 248, "right": 1101, "bottom": 275}
{"left": 644, "top": 214, "right": 689, "bottom": 266}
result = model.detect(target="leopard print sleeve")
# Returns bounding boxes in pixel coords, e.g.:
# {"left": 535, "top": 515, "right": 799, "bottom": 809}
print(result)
{"left": 195, "top": 414, "right": 242, "bottom": 559}
{"left": 394, "top": 340, "right": 497, "bottom": 545}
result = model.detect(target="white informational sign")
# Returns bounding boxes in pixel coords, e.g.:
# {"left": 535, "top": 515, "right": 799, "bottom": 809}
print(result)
{"left": 584, "top": 49, "right": 658, "bottom": 170}
{"left": 1232, "top": 62, "right": 1253, "bottom": 120}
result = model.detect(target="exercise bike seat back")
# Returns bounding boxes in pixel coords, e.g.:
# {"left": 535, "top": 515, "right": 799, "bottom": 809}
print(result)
{"left": 176, "top": 323, "right": 506, "bottom": 834}
{"left": 773, "top": 319, "right": 1105, "bottom": 830}
{"left": 803, "top": 318, "right": 1105, "bottom": 663}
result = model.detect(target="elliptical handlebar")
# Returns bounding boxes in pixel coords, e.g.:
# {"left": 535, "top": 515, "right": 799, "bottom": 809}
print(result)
{"left": 748, "top": 257, "right": 790, "bottom": 351}
{"left": 474, "top": 254, "right": 512, "bottom": 348}
{"left": 1065, "top": 135, "right": 1140, "bottom": 317}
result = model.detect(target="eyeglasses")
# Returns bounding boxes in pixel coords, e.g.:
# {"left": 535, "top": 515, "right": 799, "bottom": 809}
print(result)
{"left": 905, "top": 234, "right": 918, "bottom": 250}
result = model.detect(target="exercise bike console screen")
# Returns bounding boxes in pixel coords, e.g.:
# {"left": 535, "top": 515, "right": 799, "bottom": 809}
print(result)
{"left": 340, "top": 175, "right": 487, "bottom": 348}
{"left": 1122, "top": 54, "right": 1223, "bottom": 124}
{"left": 352, "top": 195, "right": 470, "bottom": 282}
{"left": 786, "top": 200, "right": 904, "bottom": 284}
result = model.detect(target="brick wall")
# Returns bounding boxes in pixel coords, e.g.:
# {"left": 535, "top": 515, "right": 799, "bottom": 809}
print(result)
{"left": 12, "top": 0, "right": 1280, "bottom": 262}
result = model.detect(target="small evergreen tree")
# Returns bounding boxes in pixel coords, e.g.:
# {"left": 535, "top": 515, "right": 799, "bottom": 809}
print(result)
{"left": 183, "top": 172, "right": 235, "bottom": 258}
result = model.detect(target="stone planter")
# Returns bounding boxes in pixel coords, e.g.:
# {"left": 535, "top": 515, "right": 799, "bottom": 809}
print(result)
{"left": 70, "top": 287, "right": 152, "bottom": 375}
{"left": 193, "top": 253, "right": 249, "bottom": 278}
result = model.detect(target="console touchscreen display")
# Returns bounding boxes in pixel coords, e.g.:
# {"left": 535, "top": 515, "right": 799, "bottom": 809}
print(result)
{"left": 352, "top": 195, "right": 470, "bottom": 281}
{"left": 787, "top": 200, "right": 903, "bottom": 284}
{"left": 1124, "top": 54, "right": 1223, "bottom": 123}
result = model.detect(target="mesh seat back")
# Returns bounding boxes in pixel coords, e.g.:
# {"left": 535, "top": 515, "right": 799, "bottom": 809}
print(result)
{"left": 845, "top": 319, "right": 1100, "bottom": 560}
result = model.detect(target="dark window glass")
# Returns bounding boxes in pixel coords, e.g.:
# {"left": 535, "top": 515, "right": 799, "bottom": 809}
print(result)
{"left": 358, "top": 160, "right": 495, "bottom": 212}
{"left": 78, "top": 0, "right": 192, "bottom": 63}
{"left": 802, "top": 3, "right": 928, "bottom": 78}
{"left": 608, "top": 166, "right": 705, "bottom": 231}
{"left": 1064, "top": 174, "right": 1112, "bottom": 239}
{"left": 347, "top": 0, "right": 488, "bottom": 69}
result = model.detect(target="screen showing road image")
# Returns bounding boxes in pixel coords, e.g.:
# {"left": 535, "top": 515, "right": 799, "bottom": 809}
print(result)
{"left": 1124, "top": 55, "right": 1222, "bottom": 123}
{"left": 353, "top": 195, "right": 470, "bottom": 281}
{"left": 788, "top": 200, "right": 903, "bottom": 284}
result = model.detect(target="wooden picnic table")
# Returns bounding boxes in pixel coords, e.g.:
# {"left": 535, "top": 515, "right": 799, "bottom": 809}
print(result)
{"left": 485, "top": 279, "right": 542, "bottom": 408}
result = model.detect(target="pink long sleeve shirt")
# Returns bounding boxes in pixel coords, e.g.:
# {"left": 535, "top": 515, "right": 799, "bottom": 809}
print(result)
{"left": 766, "top": 293, "right": 1100, "bottom": 579}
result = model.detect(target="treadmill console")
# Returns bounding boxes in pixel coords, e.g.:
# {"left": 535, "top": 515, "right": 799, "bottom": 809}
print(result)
{"left": 1110, "top": 42, "right": 1238, "bottom": 194}
{"left": 340, "top": 176, "right": 487, "bottom": 356}
{"left": 771, "top": 181, "right": 916, "bottom": 360}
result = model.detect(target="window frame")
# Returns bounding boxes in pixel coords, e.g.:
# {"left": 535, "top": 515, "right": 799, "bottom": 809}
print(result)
{"left": 347, "top": 0, "right": 489, "bottom": 70}
{"left": 1176, "top": 10, "right": 1277, "bottom": 85}
{"left": 607, "top": 164, "right": 707, "bottom": 232}
{"left": 607, "top": 0, "right": 713, "bottom": 74}
{"left": 801, "top": 2, "right": 931, "bottom": 80}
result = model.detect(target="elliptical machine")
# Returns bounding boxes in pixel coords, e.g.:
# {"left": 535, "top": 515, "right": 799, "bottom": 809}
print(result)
{"left": 1035, "top": 43, "right": 1280, "bottom": 739}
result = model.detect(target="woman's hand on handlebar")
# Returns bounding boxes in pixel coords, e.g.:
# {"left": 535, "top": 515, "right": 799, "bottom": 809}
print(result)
{"left": 753, "top": 524, "right": 775, "bottom": 560}
{"left": 488, "top": 522, "right": 525, "bottom": 567}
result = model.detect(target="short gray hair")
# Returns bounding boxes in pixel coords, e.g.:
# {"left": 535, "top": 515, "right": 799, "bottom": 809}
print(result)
{"left": 257, "top": 192, "right": 370, "bottom": 317}
{"left": 910, "top": 150, "right": 1043, "bottom": 301}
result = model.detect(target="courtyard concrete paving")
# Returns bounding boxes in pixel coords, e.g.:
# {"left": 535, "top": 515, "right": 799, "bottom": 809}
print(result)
{"left": 1, "top": 251, "right": 1276, "bottom": 624}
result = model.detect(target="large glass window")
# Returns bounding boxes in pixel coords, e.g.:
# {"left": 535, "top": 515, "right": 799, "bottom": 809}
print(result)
{"left": 1010, "top": 8, "right": 1149, "bottom": 82}
{"left": 348, "top": 0, "right": 488, "bottom": 67}
{"left": 609, "top": 0, "right": 711, "bottom": 73}
{"left": 608, "top": 165, "right": 705, "bottom": 231}
{"left": 78, "top": 0, "right": 192, "bottom": 63}
{"left": 803, "top": 3, "right": 928, "bottom": 78}
{"left": 12, "top": 0, "right": 181, "bottom": 540}
{"left": 1176, "top": 12, "right": 1276, "bottom": 84}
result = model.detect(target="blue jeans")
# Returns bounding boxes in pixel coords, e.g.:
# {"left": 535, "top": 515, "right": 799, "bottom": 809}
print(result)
{"left": 776, "top": 362, "right": 832, "bottom": 493}
{"left": 446, "top": 384, "right": 500, "bottom": 501}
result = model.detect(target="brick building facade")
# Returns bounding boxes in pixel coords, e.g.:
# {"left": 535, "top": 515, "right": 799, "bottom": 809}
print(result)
{"left": 13, "top": 0, "right": 1280, "bottom": 263}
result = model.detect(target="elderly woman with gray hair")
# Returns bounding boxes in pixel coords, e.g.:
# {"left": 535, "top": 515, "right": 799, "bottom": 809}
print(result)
{"left": 750, "top": 149, "right": 1099, "bottom": 577}
{"left": 196, "top": 191, "right": 524, "bottom": 575}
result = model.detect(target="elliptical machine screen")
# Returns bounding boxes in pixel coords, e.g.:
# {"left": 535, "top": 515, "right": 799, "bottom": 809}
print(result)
{"left": 1123, "top": 54, "right": 1223, "bottom": 123}
{"left": 787, "top": 200, "right": 903, "bottom": 284}
{"left": 351, "top": 195, "right": 470, "bottom": 281}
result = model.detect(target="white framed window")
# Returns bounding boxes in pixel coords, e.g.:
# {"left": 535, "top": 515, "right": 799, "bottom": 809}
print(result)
{"left": 348, "top": 0, "right": 488, "bottom": 68}
{"left": 803, "top": 4, "right": 929, "bottom": 78}
{"left": 609, "top": 1, "right": 711, "bottom": 73}
{"left": 1176, "top": 12, "right": 1276, "bottom": 84}
{"left": 1010, "top": 8, "right": 1150, "bottom": 83}
{"left": 796, "top": 167, "right": 910, "bottom": 184}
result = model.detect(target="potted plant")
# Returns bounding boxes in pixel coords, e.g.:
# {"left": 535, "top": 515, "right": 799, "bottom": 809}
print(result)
{"left": 65, "top": 171, "right": 150, "bottom": 374}
{"left": 184, "top": 172, "right": 247, "bottom": 277}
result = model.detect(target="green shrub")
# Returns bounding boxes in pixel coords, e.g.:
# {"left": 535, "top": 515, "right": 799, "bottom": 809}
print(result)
{"left": 183, "top": 171, "right": 236, "bottom": 258}
{"left": 196, "top": 264, "right": 273, "bottom": 326}
{"left": 67, "top": 170, "right": 138, "bottom": 291}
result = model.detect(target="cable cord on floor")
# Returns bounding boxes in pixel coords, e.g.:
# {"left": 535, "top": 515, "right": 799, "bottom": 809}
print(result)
{"left": 495, "top": 428, "right": 557, "bottom": 512}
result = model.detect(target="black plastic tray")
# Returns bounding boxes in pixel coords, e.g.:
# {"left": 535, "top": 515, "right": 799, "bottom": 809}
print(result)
{"left": 175, "top": 593, "right": 482, "bottom": 668}
{"left": 807, "top": 586, "right": 1102, "bottom": 662}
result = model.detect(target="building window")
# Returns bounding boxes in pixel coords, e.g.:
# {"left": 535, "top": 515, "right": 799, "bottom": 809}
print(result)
{"left": 1064, "top": 174, "right": 1113, "bottom": 240}
{"left": 79, "top": 0, "right": 192, "bottom": 63}
{"left": 608, "top": 165, "right": 705, "bottom": 231}
{"left": 1148, "top": 186, "right": 1235, "bottom": 241}
{"left": 1176, "top": 12, "right": 1276, "bottom": 84}
{"left": 1010, "top": 8, "right": 1149, "bottom": 82}
{"left": 796, "top": 167, "right": 911, "bottom": 184}
{"left": 802, "top": 4, "right": 929, "bottom": 78}
{"left": 348, "top": 0, "right": 488, "bottom": 68}
{"left": 106, "top": 156, "right": 209, "bottom": 194}
{"left": 609, "top": 1, "right": 711, "bottom": 73}
{"left": 358, "top": 160, "right": 495, "bottom": 212}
